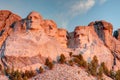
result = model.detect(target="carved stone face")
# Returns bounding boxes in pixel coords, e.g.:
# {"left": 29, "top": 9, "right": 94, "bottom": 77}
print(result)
{"left": 74, "top": 27, "right": 89, "bottom": 48}
{"left": 43, "top": 20, "right": 58, "bottom": 37}
{"left": 58, "top": 29, "right": 68, "bottom": 48}
{"left": 27, "top": 11, "right": 42, "bottom": 30}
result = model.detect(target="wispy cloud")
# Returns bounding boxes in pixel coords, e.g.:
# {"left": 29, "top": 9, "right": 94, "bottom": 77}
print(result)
{"left": 57, "top": 0, "right": 108, "bottom": 29}
{"left": 69, "top": 0, "right": 95, "bottom": 17}
{"left": 57, "top": 0, "right": 96, "bottom": 29}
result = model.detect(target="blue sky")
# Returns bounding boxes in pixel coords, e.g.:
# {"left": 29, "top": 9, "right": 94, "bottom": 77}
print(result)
{"left": 0, "top": 0, "right": 120, "bottom": 32}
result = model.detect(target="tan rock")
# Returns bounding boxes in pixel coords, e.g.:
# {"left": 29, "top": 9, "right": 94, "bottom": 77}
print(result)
{"left": 88, "top": 20, "right": 120, "bottom": 70}
{"left": 73, "top": 25, "right": 113, "bottom": 70}
{"left": 0, "top": 10, "right": 21, "bottom": 47}
{"left": 42, "top": 20, "right": 58, "bottom": 37}
{"left": 74, "top": 26, "right": 93, "bottom": 48}
{"left": 27, "top": 11, "right": 43, "bottom": 30}
{"left": 57, "top": 28, "right": 68, "bottom": 48}
{"left": 0, "top": 10, "right": 119, "bottom": 73}
{"left": 88, "top": 20, "right": 113, "bottom": 47}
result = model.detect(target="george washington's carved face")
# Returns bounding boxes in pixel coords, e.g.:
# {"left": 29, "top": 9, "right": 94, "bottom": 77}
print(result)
{"left": 27, "top": 11, "right": 42, "bottom": 30}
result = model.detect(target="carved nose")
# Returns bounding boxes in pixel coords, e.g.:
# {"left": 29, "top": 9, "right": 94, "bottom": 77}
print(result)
{"left": 31, "top": 17, "right": 35, "bottom": 22}
{"left": 29, "top": 16, "right": 34, "bottom": 22}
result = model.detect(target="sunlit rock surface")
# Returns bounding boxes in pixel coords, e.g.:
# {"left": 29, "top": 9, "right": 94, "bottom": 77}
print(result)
{"left": 0, "top": 10, "right": 120, "bottom": 80}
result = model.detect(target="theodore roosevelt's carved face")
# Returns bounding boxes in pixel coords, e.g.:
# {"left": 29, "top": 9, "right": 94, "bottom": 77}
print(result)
{"left": 74, "top": 27, "right": 88, "bottom": 48}
{"left": 27, "top": 11, "right": 42, "bottom": 30}
{"left": 58, "top": 29, "right": 68, "bottom": 48}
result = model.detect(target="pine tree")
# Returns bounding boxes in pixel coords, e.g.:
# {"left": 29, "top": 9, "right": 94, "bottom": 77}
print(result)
{"left": 45, "top": 58, "right": 54, "bottom": 70}
{"left": 115, "top": 70, "right": 120, "bottom": 80}
{"left": 68, "top": 60, "right": 74, "bottom": 66}
{"left": 101, "top": 62, "right": 110, "bottom": 76}
{"left": 59, "top": 54, "right": 66, "bottom": 64}
{"left": 97, "top": 65, "right": 103, "bottom": 79}
{"left": 48, "top": 62, "right": 54, "bottom": 70}
{"left": 87, "top": 56, "right": 99, "bottom": 76}
{"left": 5, "top": 67, "right": 11, "bottom": 75}
{"left": 39, "top": 66, "right": 44, "bottom": 73}
{"left": 69, "top": 52, "right": 73, "bottom": 57}
{"left": 17, "top": 74, "right": 23, "bottom": 80}
{"left": 45, "top": 58, "right": 50, "bottom": 66}
{"left": 0, "top": 64, "right": 2, "bottom": 71}
{"left": 109, "top": 70, "right": 115, "bottom": 79}
{"left": 23, "top": 76, "right": 28, "bottom": 80}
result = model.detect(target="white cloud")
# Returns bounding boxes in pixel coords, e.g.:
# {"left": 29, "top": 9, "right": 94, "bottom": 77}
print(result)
{"left": 69, "top": 0, "right": 95, "bottom": 17}
{"left": 56, "top": 0, "right": 107, "bottom": 29}
{"left": 58, "top": 0, "right": 96, "bottom": 29}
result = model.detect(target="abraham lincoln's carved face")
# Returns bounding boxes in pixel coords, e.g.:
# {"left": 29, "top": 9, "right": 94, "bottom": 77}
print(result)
{"left": 27, "top": 11, "right": 42, "bottom": 30}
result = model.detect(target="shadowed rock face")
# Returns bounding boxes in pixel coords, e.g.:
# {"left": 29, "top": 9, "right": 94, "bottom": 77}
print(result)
{"left": 113, "top": 30, "right": 118, "bottom": 39}
{"left": 88, "top": 20, "right": 113, "bottom": 44}
{"left": 88, "top": 20, "right": 114, "bottom": 51}
{"left": 113, "top": 29, "right": 120, "bottom": 41}
{"left": 94, "top": 21, "right": 105, "bottom": 42}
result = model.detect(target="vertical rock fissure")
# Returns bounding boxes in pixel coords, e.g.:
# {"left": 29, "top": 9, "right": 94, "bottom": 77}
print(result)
{"left": 0, "top": 36, "right": 9, "bottom": 75}
{"left": 94, "top": 21, "right": 105, "bottom": 43}
{"left": 112, "top": 51, "right": 116, "bottom": 71}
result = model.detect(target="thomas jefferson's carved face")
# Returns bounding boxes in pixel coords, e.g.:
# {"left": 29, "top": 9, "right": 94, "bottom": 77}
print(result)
{"left": 27, "top": 12, "right": 42, "bottom": 30}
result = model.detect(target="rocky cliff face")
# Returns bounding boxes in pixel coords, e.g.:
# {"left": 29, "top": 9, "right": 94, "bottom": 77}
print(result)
{"left": 0, "top": 10, "right": 21, "bottom": 47}
{"left": 88, "top": 21, "right": 120, "bottom": 70}
{"left": 71, "top": 25, "right": 113, "bottom": 70}
{"left": 0, "top": 10, "right": 120, "bottom": 74}
{"left": 1, "top": 11, "right": 70, "bottom": 70}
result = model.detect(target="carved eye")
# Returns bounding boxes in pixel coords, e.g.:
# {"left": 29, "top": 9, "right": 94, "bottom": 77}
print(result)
{"left": 49, "top": 25, "right": 53, "bottom": 30}
{"left": 80, "top": 33, "right": 85, "bottom": 36}
{"left": 59, "top": 35, "right": 65, "bottom": 37}
{"left": 34, "top": 16, "right": 39, "bottom": 19}
{"left": 27, "top": 16, "right": 31, "bottom": 20}
{"left": 74, "top": 34, "right": 79, "bottom": 38}
{"left": 76, "top": 34, "right": 79, "bottom": 37}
